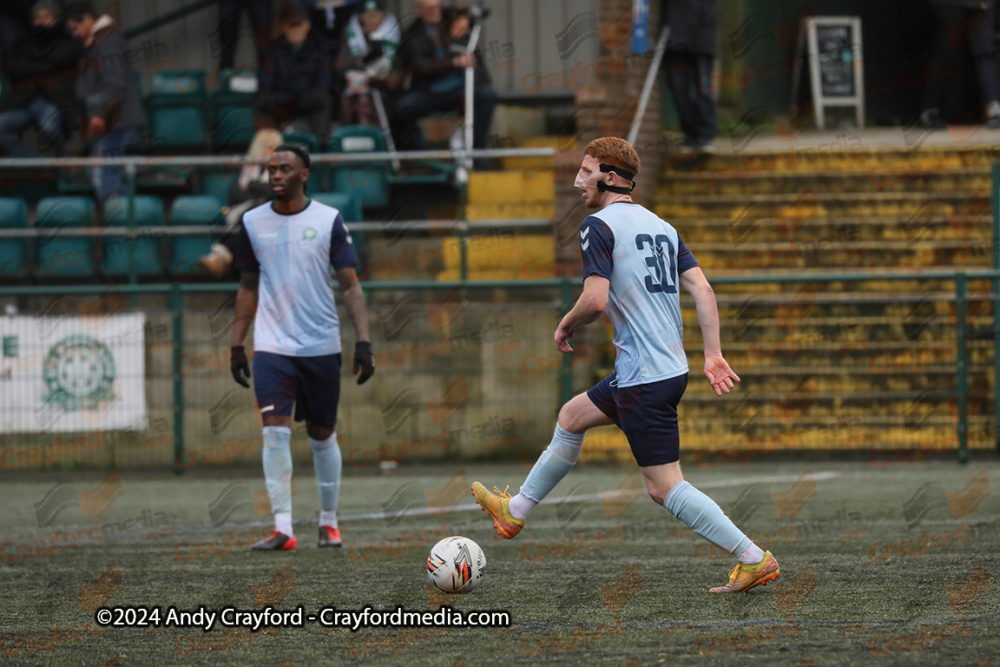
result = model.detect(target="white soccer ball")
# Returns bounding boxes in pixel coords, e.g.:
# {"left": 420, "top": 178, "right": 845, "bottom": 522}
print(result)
{"left": 426, "top": 536, "right": 486, "bottom": 593}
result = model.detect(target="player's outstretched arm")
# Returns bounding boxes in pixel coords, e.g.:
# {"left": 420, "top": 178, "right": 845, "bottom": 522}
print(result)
{"left": 337, "top": 267, "right": 375, "bottom": 384}
{"left": 555, "top": 276, "right": 609, "bottom": 352}
{"left": 679, "top": 267, "right": 740, "bottom": 396}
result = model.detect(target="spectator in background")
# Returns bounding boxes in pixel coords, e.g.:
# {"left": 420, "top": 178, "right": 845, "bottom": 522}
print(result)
{"left": 341, "top": 0, "right": 399, "bottom": 126}
{"left": 0, "top": 1, "right": 84, "bottom": 157}
{"left": 255, "top": 2, "right": 334, "bottom": 144}
{"left": 919, "top": 0, "right": 1000, "bottom": 129}
{"left": 391, "top": 0, "right": 496, "bottom": 151}
{"left": 65, "top": 2, "right": 147, "bottom": 206}
{"left": 200, "top": 127, "right": 282, "bottom": 277}
{"left": 661, "top": 0, "right": 718, "bottom": 153}
{"left": 214, "top": 0, "right": 272, "bottom": 72}
{"left": 0, "top": 0, "right": 35, "bottom": 63}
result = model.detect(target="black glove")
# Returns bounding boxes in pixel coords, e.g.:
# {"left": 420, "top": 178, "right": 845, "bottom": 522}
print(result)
{"left": 352, "top": 341, "right": 375, "bottom": 385}
{"left": 231, "top": 345, "right": 251, "bottom": 387}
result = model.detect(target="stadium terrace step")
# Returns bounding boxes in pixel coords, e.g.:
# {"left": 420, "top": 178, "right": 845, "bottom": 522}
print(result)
{"left": 673, "top": 215, "right": 992, "bottom": 245}
{"left": 659, "top": 166, "right": 992, "bottom": 196}
{"left": 468, "top": 171, "right": 554, "bottom": 205}
{"left": 501, "top": 136, "right": 568, "bottom": 170}
{"left": 467, "top": 203, "right": 556, "bottom": 221}
{"left": 656, "top": 190, "right": 990, "bottom": 220}
{"left": 441, "top": 235, "right": 554, "bottom": 271}
{"left": 660, "top": 145, "right": 1000, "bottom": 176}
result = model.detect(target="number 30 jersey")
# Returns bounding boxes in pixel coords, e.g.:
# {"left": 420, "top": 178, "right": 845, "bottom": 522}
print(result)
{"left": 580, "top": 201, "right": 699, "bottom": 387}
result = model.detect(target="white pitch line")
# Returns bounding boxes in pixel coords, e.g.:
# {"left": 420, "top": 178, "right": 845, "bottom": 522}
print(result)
{"left": 50, "top": 471, "right": 839, "bottom": 542}
{"left": 341, "top": 470, "right": 840, "bottom": 523}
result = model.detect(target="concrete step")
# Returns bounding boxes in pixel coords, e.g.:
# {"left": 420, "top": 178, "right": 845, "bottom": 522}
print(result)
{"left": 673, "top": 215, "right": 991, "bottom": 245}
{"left": 441, "top": 235, "right": 553, "bottom": 271}
{"left": 661, "top": 145, "right": 1000, "bottom": 175}
{"left": 659, "top": 167, "right": 992, "bottom": 196}
{"left": 468, "top": 170, "right": 553, "bottom": 205}
{"left": 657, "top": 190, "right": 989, "bottom": 220}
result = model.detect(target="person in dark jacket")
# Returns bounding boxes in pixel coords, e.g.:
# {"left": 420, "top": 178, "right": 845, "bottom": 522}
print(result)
{"left": 0, "top": 0, "right": 35, "bottom": 61}
{"left": 391, "top": 0, "right": 496, "bottom": 150}
{"left": 919, "top": 0, "right": 1000, "bottom": 129}
{"left": 254, "top": 3, "right": 334, "bottom": 144}
{"left": 0, "top": 1, "right": 84, "bottom": 157}
{"left": 65, "top": 2, "right": 147, "bottom": 206}
{"left": 661, "top": 0, "right": 718, "bottom": 152}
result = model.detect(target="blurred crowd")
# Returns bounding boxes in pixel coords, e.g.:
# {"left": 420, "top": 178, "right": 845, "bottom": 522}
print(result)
{"left": 0, "top": 0, "right": 498, "bottom": 202}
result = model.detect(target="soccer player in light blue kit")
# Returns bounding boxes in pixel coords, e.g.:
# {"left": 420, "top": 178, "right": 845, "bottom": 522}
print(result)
{"left": 473, "top": 137, "right": 780, "bottom": 593}
{"left": 230, "top": 145, "right": 375, "bottom": 551}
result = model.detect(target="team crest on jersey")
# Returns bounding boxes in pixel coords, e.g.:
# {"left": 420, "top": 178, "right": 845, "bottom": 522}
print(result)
{"left": 302, "top": 227, "right": 317, "bottom": 240}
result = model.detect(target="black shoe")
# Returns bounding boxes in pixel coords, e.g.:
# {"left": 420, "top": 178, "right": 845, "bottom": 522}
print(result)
{"left": 920, "top": 109, "right": 946, "bottom": 129}
{"left": 251, "top": 531, "right": 297, "bottom": 551}
{"left": 318, "top": 526, "right": 342, "bottom": 548}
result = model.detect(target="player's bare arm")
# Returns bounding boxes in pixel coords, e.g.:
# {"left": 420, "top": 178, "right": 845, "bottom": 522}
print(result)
{"left": 337, "top": 266, "right": 375, "bottom": 384}
{"left": 336, "top": 266, "right": 370, "bottom": 343}
{"left": 230, "top": 271, "right": 259, "bottom": 388}
{"left": 231, "top": 271, "right": 259, "bottom": 348}
{"left": 555, "top": 275, "right": 610, "bottom": 353}
{"left": 679, "top": 266, "right": 740, "bottom": 396}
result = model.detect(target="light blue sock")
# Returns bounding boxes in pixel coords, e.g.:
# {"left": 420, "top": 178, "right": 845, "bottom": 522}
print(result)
{"left": 309, "top": 432, "right": 342, "bottom": 515}
{"left": 664, "top": 481, "right": 752, "bottom": 557}
{"left": 517, "top": 424, "right": 585, "bottom": 506}
{"left": 262, "top": 426, "right": 293, "bottom": 518}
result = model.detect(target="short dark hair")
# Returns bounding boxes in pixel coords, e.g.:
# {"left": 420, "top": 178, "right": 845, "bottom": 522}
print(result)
{"left": 274, "top": 144, "right": 311, "bottom": 169}
{"left": 64, "top": 1, "right": 96, "bottom": 22}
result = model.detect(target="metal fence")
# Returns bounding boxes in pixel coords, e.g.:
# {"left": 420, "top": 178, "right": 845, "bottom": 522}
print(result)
{"left": 0, "top": 269, "right": 994, "bottom": 472}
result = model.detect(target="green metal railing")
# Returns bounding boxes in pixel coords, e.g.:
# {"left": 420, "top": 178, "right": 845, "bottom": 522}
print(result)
{"left": 0, "top": 269, "right": 994, "bottom": 470}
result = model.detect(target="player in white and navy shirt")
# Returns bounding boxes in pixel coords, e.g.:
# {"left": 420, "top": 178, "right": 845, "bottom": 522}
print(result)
{"left": 473, "top": 137, "right": 781, "bottom": 594}
{"left": 230, "top": 145, "right": 374, "bottom": 551}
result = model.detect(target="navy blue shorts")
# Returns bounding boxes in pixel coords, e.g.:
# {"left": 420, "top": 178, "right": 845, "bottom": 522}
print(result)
{"left": 253, "top": 352, "right": 342, "bottom": 427}
{"left": 587, "top": 371, "right": 688, "bottom": 467}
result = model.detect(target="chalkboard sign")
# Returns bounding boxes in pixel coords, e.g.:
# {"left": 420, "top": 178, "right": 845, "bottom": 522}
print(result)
{"left": 794, "top": 17, "right": 864, "bottom": 129}
{"left": 816, "top": 23, "right": 856, "bottom": 97}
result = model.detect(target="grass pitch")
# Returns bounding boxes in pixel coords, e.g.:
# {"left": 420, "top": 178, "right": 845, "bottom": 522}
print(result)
{"left": 1, "top": 459, "right": 999, "bottom": 666}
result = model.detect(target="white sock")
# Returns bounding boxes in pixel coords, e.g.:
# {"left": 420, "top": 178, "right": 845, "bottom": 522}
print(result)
{"left": 737, "top": 542, "right": 765, "bottom": 564}
{"left": 275, "top": 512, "right": 293, "bottom": 537}
{"left": 507, "top": 493, "right": 537, "bottom": 520}
{"left": 320, "top": 511, "right": 338, "bottom": 529}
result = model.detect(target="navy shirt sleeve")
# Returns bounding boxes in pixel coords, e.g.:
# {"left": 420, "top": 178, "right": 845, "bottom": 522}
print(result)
{"left": 232, "top": 218, "right": 259, "bottom": 272}
{"left": 580, "top": 216, "right": 614, "bottom": 280}
{"left": 677, "top": 235, "right": 699, "bottom": 274}
{"left": 330, "top": 213, "right": 359, "bottom": 271}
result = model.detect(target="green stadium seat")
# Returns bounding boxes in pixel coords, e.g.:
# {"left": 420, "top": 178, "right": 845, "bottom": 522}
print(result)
{"left": 283, "top": 130, "right": 320, "bottom": 153}
{"left": 200, "top": 171, "right": 238, "bottom": 206}
{"left": 210, "top": 70, "right": 258, "bottom": 151}
{"left": 1, "top": 167, "right": 59, "bottom": 202}
{"left": 147, "top": 70, "right": 209, "bottom": 151}
{"left": 0, "top": 198, "right": 28, "bottom": 280}
{"left": 150, "top": 107, "right": 209, "bottom": 151}
{"left": 328, "top": 126, "right": 390, "bottom": 209}
{"left": 312, "top": 192, "right": 361, "bottom": 223}
{"left": 101, "top": 196, "right": 164, "bottom": 277}
{"left": 169, "top": 195, "right": 225, "bottom": 278}
{"left": 148, "top": 69, "right": 208, "bottom": 105}
{"left": 213, "top": 105, "right": 256, "bottom": 151}
{"left": 312, "top": 192, "right": 365, "bottom": 267}
{"left": 35, "top": 197, "right": 97, "bottom": 279}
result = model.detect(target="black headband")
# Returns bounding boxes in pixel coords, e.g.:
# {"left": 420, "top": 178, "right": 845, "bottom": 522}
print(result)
{"left": 599, "top": 163, "right": 635, "bottom": 181}
{"left": 597, "top": 163, "right": 636, "bottom": 194}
